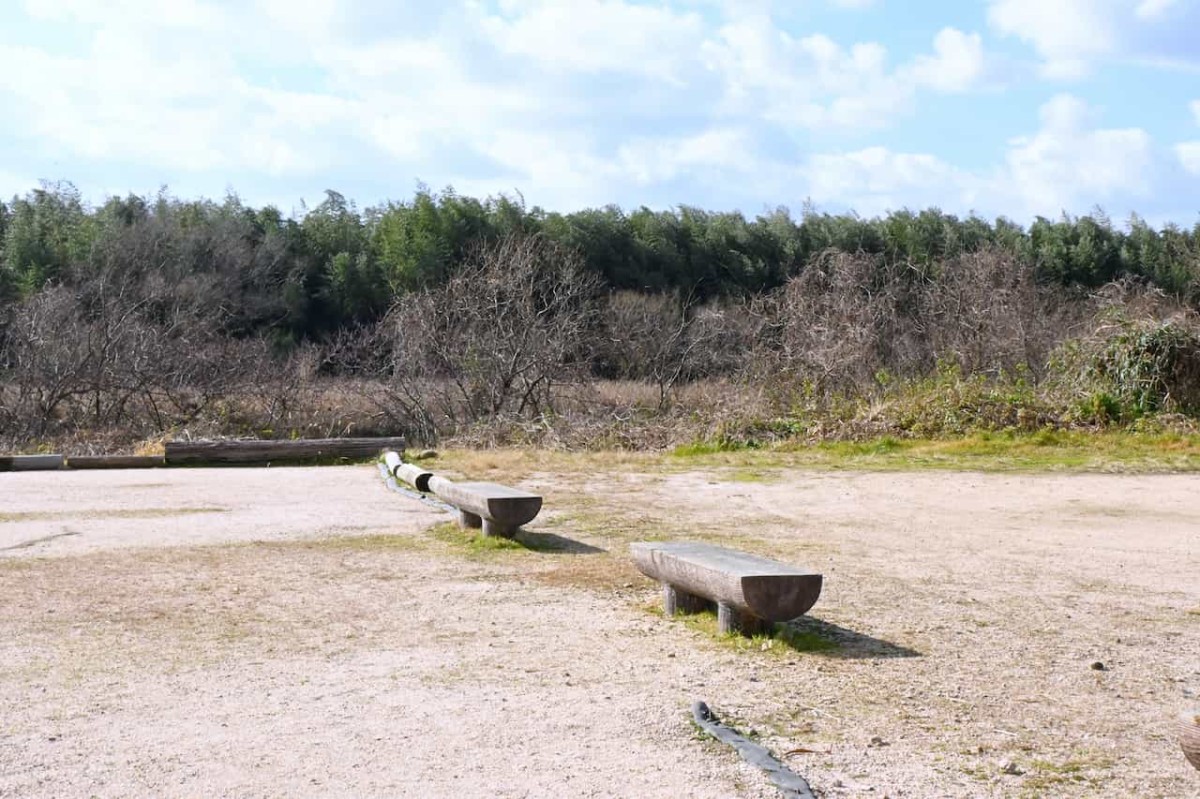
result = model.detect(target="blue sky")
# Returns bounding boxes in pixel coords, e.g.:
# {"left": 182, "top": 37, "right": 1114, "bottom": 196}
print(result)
{"left": 1, "top": 0, "right": 1198, "bottom": 225}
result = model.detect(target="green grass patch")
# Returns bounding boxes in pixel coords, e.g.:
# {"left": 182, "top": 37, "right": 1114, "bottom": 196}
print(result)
{"left": 428, "top": 521, "right": 526, "bottom": 554}
{"left": 666, "top": 430, "right": 1200, "bottom": 473}
{"left": 1019, "top": 755, "right": 1113, "bottom": 797}
{"left": 425, "top": 521, "right": 578, "bottom": 556}
{"left": 670, "top": 607, "right": 838, "bottom": 655}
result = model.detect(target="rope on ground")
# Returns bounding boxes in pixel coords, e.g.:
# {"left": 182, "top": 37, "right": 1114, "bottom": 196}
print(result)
{"left": 691, "top": 701, "right": 817, "bottom": 799}
{"left": 375, "top": 461, "right": 456, "bottom": 513}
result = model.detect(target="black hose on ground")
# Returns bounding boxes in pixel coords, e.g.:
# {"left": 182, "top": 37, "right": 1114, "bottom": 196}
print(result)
{"left": 691, "top": 701, "right": 817, "bottom": 799}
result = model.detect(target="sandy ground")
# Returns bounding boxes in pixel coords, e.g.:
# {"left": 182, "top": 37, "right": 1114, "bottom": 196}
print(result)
{"left": 1, "top": 463, "right": 1198, "bottom": 798}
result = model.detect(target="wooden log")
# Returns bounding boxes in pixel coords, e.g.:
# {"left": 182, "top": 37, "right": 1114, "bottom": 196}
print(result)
{"left": 164, "top": 437, "right": 406, "bottom": 466}
{"left": 67, "top": 455, "right": 165, "bottom": 470}
{"left": 0, "top": 454, "right": 64, "bottom": 472}
{"left": 428, "top": 475, "right": 543, "bottom": 538}
{"left": 631, "top": 541, "right": 822, "bottom": 628}
{"left": 395, "top": 463, "right": 434, "bottom": 493}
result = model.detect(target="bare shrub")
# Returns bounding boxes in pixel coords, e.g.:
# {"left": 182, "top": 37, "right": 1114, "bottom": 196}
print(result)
{"left": 600, "top": 291, "right": 742, "bottom": 408}
{"left": 378, "top": 234, "right": 601, "bottom": 440}
{"left": 751, "top": 250, "right": 928, "bottom": 394}
{"left": 745, "top": 247, "right": 1085, "bottom": 401}
{"left": 920, "top": 248, "right": 1083, "bottom": 380}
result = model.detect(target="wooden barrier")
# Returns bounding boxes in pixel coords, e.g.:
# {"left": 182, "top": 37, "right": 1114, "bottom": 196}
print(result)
{"left": 631, "top": 541, "right": 823, "bottom": 636}
{"left": 427, "top": 475, "right": 542, "bottom": 538}
{"left": 0, "top": 454, "right": 65, "bottom": 472}
{"left": 67, "top": 455, "right": 166, "bottom": 470}
{"left": 382, "top": 450, "right": 434, "bottom": 492}
{"left": 164, "top": 437, "right": 406, "bottom": 466}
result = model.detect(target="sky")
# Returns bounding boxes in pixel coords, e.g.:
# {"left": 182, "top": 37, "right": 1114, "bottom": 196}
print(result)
{"left": 0, "top": 0, "right": 1198, "bottom": 225}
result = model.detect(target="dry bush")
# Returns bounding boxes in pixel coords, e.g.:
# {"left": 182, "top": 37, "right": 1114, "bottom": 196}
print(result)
{"left": 918, "top": 248, "right": 1086, "bottom": 380}
{"left": 599, "top": 292, "right": 748, "bottom": 408}
{"left": 377, "top": 234, "right": 601, "bottom": 442}
{"left": 744, "top": 247, "right": 1085, "bottom": 401}
{"left": 740, "top": 250, "right": 928, "bottom": 396}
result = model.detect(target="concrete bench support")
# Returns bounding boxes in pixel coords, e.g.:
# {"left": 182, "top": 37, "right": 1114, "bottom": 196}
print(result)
{"left": 632, "top": 541, "right": 823, "bottom": 637}
{"left": 428, "top": 475, "right": 542, "bottom": 539}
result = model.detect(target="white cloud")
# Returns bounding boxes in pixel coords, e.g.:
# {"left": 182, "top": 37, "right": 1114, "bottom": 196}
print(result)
{"left": 987, "top": 0, "right": 1118, "bottom": 79}
{"left": 617, "top": 128, "right": 755, "bottom": 185}
{"left": 703, "top": 21, "right": 987, "bottom": 132}
{"left": 22, "top": 0, "right": 230, "bottom": 29}
{"left": 1136, "top": 0, "right": 1183, "bottom": 18}
{"left": 799, "top": 95, "right": 1155, "bottom": 219}
{"left": 480, "top": 0, "right": 705, "bottom": 83}
{"left": 805, "top": 147, "right": 978, "bottom": 216}
{"left": 1174, "top": 99, "right": 1200, "bottom": 176}
{"left": 1003, "top": 94, "right": 1153, "bottom": 215}
{"left": 1177, "top": 142, "right": 1200, "bottom": 175}
{"left": 905, "top": 28, "right": 985, "bottom": 93}
{"left": 988, "top": 0, "right": 1196, "bottom": 78}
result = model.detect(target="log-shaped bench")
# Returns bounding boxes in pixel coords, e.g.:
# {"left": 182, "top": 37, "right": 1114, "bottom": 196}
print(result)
{"left": 427, "top": 475, "right": 542, "bottom": 539}
{"left": 383, "top": 451, "right": 433, "bottom": 492}
{"left": 631, "top": 541, "right": 823, "bottom": 636}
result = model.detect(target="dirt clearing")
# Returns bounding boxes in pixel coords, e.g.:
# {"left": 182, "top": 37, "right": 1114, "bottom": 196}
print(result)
{"left": 2, "top": 462, "right": 1198, "bottom": 797}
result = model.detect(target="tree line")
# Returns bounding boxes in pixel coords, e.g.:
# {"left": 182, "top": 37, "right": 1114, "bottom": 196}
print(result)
{"left": 3, "top": 182, "right": 1200, "bottom": 345}
{"left": 4, "top": 181, "right": 1200, "bottom": 449}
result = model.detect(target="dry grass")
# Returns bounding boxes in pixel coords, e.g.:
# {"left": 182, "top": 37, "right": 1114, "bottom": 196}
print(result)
{"left": 0, "top": 507, "right": 227, "bottom": 523}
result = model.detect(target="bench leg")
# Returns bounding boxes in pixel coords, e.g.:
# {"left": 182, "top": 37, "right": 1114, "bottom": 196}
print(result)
{"left": 717, "top": 602, "right": 771, "bottom": 637}
{"left": 663, "top": 583, "right": 707, "bottom": 617}
{"left": 481, "top": 518, "right": 515, "bottom": 539}
{"left": 458, "top": 510, "right": 483, "bottom": 530}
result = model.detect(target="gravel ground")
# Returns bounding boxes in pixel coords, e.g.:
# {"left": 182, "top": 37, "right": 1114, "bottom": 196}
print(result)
{"left": 1, "top": 464, "right": 1198, "bottom": 798}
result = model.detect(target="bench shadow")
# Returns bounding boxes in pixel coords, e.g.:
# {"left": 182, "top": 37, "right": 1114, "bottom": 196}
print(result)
{"left": 780, "top": 616, "right": 922, "bottom": 659}
{"left": 512, "top": 530, "right": 606, "bottom": 555}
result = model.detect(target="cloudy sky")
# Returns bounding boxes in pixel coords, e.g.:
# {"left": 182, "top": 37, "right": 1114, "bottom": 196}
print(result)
{"left": 1, "top": 0, "right": 1198, "bottom": 224}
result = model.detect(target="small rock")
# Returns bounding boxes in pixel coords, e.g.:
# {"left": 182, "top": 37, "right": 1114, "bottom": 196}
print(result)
{"left": 1000, "top": 759, "right": 1024, "bottom": 775}
{"left": 1091, "top": 661, "right": 1107, "bottom": 671}
{"left": 415, "top": 449, "right": 438, "bottom": 460}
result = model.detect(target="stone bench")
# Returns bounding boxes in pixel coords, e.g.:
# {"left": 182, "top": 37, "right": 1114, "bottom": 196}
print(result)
{"left": 427, "top": 475, "right": 543, "bottom": 539}
{"left": 631, "top": 541, "right": 823, "bottom": 636}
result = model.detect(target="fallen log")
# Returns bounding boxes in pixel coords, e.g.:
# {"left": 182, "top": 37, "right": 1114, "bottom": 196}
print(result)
{"left": 0, "top": 454, "right": 64, "bottom": 472}
{"left": 67, "top": 455, "right": 166, "bottom": 470}
{"left": 164, "top": 437, "right": 406, "bottom": 466}
{"left": 382, "top": 450, "right": 434, "bottom": 492}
